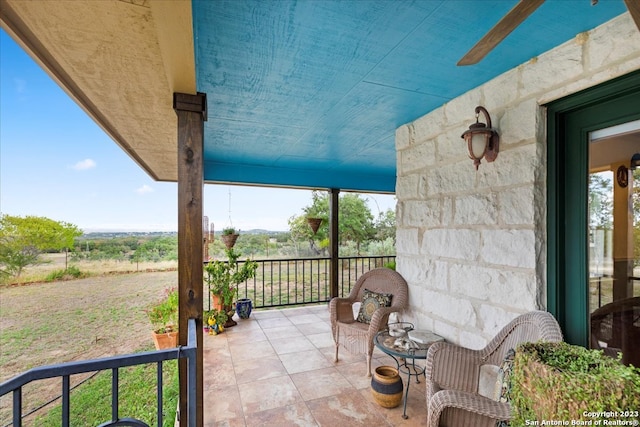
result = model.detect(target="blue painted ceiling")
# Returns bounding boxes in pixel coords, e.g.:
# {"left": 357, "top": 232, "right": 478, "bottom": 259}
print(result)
{"left": 193, "top": 0, "right": 627, "bottom": 192}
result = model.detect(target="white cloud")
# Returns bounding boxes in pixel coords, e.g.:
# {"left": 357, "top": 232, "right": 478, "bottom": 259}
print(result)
{"left": 136, "top": 184, "right": 154, "bottom": 195}
{"left": 71, "top": 158, "right": 96, "bottom": 171}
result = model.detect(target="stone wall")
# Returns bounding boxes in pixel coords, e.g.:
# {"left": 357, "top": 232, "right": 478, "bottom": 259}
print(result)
{"left": 395, "top": 14, "right": 640, "bottom": 349}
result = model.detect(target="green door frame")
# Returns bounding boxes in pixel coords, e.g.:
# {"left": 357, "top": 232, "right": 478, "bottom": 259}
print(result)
{"left": 547, "top": 70, "right": 640, "bottom": 347}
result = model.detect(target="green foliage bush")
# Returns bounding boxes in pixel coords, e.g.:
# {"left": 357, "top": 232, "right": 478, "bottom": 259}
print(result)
{"left": 146, "top": 287, "right": 179, "bottom": 333}
{"left": 205, "top": 248, "right": 257, "bottom": 307}
{"left": 44, "top": 266, "right": 85, "bottom": 282}
{"left": 511, "top": 342, "right": 640, "bottom": 424}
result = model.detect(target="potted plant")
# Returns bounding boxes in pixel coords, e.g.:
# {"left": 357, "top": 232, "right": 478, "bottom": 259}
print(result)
{"left": 146, "top": 287, "right": 178, "bottom": 349}
{"left": 221, "top": 227, "right": 239, "bottom": 249}
{"left": 304, "top": 191, "right": 327, "bottom": 236}
{"left": 510, "top": 341, "right": 640, "bottom": 424}
{"left": 204, "top": 247, "right": 257, "bottom": 327}
{"left": 204, "top": 308, "right": 228, "bottom": 335}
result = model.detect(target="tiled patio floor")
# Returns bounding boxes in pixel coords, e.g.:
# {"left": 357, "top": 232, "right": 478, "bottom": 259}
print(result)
{"left": 203, "top": 304, "right": 428, "bottom": 426}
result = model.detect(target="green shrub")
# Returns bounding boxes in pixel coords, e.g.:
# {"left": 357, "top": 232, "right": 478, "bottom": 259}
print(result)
{"left": 146, "top": 287, "right": 178, "bottom": 333}
{"left": 44, "top": 266, "right": 84, "bottom": 282}
{"left": 511, "top": 342, "right": 640, "bottom": 424}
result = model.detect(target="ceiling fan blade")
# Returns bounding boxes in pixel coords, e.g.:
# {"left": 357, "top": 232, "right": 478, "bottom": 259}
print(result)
{"left": 458, "top": 0, "right": 546, "bottom": 66}
{"left": 624, "top": 0, "right": 640, "bottom": 32}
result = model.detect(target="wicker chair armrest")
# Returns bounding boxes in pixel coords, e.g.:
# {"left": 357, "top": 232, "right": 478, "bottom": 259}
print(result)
{"left": 426, "top": 341, "right": 484, "bottom": 397}
{"left": 329, "top": 297, "right": 355, "bottom": 323}
{"left": 368, "top": 305, "right": 398, "bottom": 331}
{"left": 427, "top": 389, "right": 511, "bottom": 426}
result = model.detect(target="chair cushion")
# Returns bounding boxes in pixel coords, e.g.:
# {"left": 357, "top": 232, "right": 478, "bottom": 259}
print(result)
{"left": 493, "top": 348, "right": 516, "bottom": 403}
{"left": 356, "top": 288, "right": 392, "bottom": 324}
{"left": 478, "top": 364, "right": 500, "bottom": 399}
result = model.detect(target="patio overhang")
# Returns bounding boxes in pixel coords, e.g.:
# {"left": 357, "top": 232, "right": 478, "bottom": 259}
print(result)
{"left": 0, "top": 0, "right": 631, "bottom": 193}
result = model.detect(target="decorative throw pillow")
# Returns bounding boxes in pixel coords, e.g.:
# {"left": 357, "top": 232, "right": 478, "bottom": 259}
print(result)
{"left": 356, "top": 288, "right": 392, "bottom": 324}
{"left": 478, "top": 364, "right": 500, "bottom": 399}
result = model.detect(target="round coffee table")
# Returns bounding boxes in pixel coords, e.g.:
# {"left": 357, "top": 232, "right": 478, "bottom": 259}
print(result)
{"left": 374, "top": 327, "right": 444, "bottom": 419}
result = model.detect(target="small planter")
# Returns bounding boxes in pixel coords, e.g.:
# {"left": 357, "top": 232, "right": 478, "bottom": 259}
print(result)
{"left": 211, "top": 293, "right": 237, "bottom": 328}
{"left": 211, "top": 293, "right": 224, "bottom": 312}
{"left": 151, "top": 330, "right": 178, "bottom": 350}
{"left": 370, "top": 366, "right": 403, "bottom": 408}
{"left": 221, "top": 233, "right": 239, "bottom": 249}
{"left": 236, "top": 298, "right": 253, "bottom": 319}
{"left": 307, "top": 217, "right": 323, "bottom": 235}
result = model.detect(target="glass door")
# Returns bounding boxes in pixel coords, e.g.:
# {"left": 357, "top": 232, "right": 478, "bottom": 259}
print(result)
{"left": 588, "top": 122, "right": 640, "bottom": 366}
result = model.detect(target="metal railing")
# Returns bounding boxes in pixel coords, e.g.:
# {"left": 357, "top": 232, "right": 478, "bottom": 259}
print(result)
{"left": 0, "top": 319, "right": 198, "bottom": 427}
{"left": 590, "top": 274, "right": 640, "bottom": 310}
{"left": 205, "top": 255, "right": 395, "bottom": 309}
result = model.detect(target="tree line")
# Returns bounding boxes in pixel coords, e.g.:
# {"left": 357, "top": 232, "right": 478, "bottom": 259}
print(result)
{"left": 0, "top": 192, "right": 396, "bottom": 281}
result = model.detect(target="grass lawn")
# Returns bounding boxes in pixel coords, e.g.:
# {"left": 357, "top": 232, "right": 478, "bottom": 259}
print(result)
{"left": 34, "top": 359, "right": 178, "bottom": 427}
{"left": 0, "top": 269, "right": 179, "bottom": 425}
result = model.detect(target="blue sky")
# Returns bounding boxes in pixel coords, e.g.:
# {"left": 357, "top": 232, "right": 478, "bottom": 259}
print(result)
{"left": 0, "top": 30, "right": 395, "bottom": 232}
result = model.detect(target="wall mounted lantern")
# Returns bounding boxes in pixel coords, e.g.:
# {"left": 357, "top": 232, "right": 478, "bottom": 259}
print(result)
{"left": 631, "top": 153, "right": 640, "bottom": 170}
{"left": 461, "top": 106, "right": 499, "bottom": 170}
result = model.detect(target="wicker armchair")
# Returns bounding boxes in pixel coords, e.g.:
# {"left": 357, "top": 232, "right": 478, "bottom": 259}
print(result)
{"left": 591, "top": 297, "right": 640, "bottom": 367}
{"left": 329, "top": 267, "right": 408, "bottom": 377}
{"left": 426, "top": 311, "right": 563, "bottom": 427}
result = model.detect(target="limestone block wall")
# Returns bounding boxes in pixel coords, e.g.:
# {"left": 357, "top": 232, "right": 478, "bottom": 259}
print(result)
{"left": 395, "top": 14, "right": 640, "bottom": 349}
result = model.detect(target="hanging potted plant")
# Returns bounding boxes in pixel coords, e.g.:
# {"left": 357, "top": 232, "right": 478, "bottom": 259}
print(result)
{"left": 221, "top": 227, "right": 239, "bottom": 249}
{"left": 306, "top": 217, "right": 323, "bottom": 235}
{"left": 204, "top": 247, "right": 257, "bottom": 327}
{"left": 146, "top": 287, "right": 179, "bottom": 349}
{"left": 303, "top": 191, "right": 328, "bottom": 237}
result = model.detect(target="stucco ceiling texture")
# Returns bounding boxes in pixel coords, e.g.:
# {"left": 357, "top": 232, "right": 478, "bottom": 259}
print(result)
{"left": 1, "top": 0, "right": 630, "bottom": 191}
{"left": 1, "top": 0, "right": 192, "bottom": 181}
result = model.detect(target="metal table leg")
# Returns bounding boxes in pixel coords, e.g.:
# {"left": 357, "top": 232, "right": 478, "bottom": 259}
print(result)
{"left": 389, "top": 356, "right": 425, "bottom": 419}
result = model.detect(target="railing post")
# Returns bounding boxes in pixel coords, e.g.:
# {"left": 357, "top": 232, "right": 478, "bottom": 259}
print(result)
{"left": 62, "top": 375, "right": 70, "bottom": 427}
{"left": 111, "top": 368, "right": 119, "bottom": 422}
{"left": 13, "top": 388, "right": 21, "bottom": 427}
{"left": 330, "top": 189, "right": 340, "bottom": 299}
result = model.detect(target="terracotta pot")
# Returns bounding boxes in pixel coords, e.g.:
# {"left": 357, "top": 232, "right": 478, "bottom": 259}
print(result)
{"left": 371, "top": 366, "right": 403, "bottom": 408}
{"left": 211, "top": 293, "right": 224, "bottom": 312}
{"left": 210, "top": 292, "right": 237, "bottom": 328}
{"left": 151, "top": 330, "right": 178, "bottom": 350}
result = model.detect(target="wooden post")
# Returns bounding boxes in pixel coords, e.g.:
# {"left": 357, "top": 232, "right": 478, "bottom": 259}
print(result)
{"left": 612, "top": 163, "right": 634, "bottom": 302}
{"left": 330, "top": 188, "right": 340, "bottom": 299}
{"left": 174, "top": 92, "right": 206, "bottom": 427}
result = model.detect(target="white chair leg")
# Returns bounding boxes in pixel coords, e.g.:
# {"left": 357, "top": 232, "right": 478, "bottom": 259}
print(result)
{"left": 366, "top": 354, "right": 372, "bottom": 377}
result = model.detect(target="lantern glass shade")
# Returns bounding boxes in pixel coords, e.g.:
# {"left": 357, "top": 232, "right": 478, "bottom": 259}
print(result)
{"left": 471, "top": 132, "right": 488, "bottom": 158}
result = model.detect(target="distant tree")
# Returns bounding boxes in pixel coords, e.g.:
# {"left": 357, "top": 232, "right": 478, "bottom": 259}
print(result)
{"left": 132, "top": 236, "right": 177, "bottom": 262}
{"left": 373, "top": 208, "right": 396, "bottom": 243}
{"left": 339, "top": 193, "right": 375, "bottom": 253}
{"left": 0, "top": 214, "right": 82, "bottom": 278}
{"left": 288, "top": 191, "right": 376, "bottom": 255}
{"left": 589, "top": 173, "right": 613, "bottom": 229}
